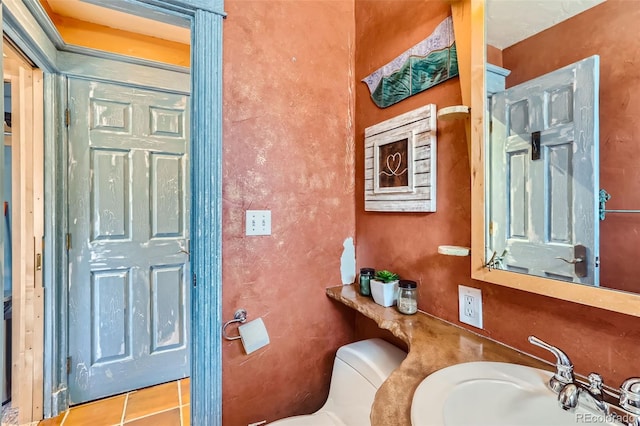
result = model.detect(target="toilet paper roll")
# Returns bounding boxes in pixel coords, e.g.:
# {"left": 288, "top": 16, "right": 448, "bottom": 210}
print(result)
{"left": 238, "top": 318, "right": 270, "bottom": 354}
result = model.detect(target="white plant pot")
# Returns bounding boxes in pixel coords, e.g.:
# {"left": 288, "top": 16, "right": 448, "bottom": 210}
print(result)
{"left": 370, "top": 279, "right": 399, "bottom": 307}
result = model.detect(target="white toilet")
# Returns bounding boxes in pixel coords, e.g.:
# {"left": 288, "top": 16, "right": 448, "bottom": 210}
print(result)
{"left": 269, "top": 338, "right": 407, "bottom": 425}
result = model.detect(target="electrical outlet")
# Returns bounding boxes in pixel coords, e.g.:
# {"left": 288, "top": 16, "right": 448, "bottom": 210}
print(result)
{"left": 458, "top": 285, "right": 483, "bottom": 329}
{"left": 245, "top": 210, "right": 271, "bottom": 236}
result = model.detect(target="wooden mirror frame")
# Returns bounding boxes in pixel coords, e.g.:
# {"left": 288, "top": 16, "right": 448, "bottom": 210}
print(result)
{"left": 469, "top": 0, "right": 640, "bottom": 317}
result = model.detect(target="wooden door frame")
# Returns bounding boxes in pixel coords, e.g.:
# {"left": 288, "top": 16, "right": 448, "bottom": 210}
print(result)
{"left": 3, "top": 42, "right": 45, "bottom": 424}
{"left": 3, "top": 0, "right": 225, "bottom": 423}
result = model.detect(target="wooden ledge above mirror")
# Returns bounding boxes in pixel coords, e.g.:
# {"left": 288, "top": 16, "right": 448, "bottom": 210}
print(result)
{"left": 468, "top": 0, "right": 640, "bottom": 317}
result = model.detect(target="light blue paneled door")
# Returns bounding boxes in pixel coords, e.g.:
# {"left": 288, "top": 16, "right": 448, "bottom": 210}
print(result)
{"left": 67, "top": 78, "right": 190, "bottom": 404}
{"left": 489, "top": 56, "right": 599, "bottom": 285}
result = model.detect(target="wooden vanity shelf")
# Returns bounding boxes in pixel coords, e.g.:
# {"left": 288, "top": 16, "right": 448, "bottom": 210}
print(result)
{"left": 326, "top": 284, "right": 552, "bottom": 426}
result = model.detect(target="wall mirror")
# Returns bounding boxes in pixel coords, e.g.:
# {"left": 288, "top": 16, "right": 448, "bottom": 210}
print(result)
{"left": 470, "top": 0, "right": 640, "bottom": 316}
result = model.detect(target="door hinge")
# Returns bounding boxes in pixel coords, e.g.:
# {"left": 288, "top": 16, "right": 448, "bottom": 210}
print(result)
{"left": 489, "top": 120, "right": 493, "bottom": 134}
{"left": 65, "top": 108, "right": 70, "bottom": 127}
{"left": 66, "top": 233, "right": 72, "bottom": 251}
{"left": 66, "top": 356, "right": 72, "bottom": 374}
{"left": 192, "top": 273, "right": 196, "bottom": 288}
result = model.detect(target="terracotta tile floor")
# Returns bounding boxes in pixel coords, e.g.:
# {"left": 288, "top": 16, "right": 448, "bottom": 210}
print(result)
{"left": 38, "top": 378, "right": 190, "bottom": 426}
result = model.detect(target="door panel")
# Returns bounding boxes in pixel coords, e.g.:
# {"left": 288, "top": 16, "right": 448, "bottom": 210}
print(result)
{"left": 91, "top": 269, "right": 130, "bottom": 364}
{"left": 91, "top": 148, "right": 130, "bottom": 240}
{"left": 68, "top": 78, "right": 190, "bottom": 404}
{"left": 490, "top": 56, "right": 599, "bottom": 285}
{"left": 151, "top": 153, "right": 185, "bottom": 238}
{"left": 150, "top": 264, "right": 185, "bottom": 353}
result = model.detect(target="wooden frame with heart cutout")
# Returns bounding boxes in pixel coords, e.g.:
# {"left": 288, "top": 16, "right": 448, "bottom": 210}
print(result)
{"left": 373, "top": 131, "right": 414, "bottom": 194}
{"left": 364, "top": 104, "right": 437, "bottom": 212}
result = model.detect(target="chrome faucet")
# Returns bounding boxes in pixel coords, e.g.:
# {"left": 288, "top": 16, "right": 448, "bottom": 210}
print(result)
{"left": 528, "top": 336, "right": 575, "bottom": 393}
{"left": 557, "top": 372, "right": 609, "bottom": 414}
{"left": 620, "top": 378, "right": 640, "bottom": 426}
{"left": 528, "top": 335, "right": 640, "bottom": 422}
{"left": 530, "top": 336, "right": 609, "bottom": 413}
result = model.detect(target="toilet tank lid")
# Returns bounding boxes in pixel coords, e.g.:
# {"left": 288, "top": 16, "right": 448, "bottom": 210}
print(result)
{"left": 335, "top": 338, "right": 407, "bottom": 388}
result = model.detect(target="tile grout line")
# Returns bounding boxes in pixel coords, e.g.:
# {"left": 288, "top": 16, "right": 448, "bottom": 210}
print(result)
{"left": 120, "top": 393, "right": 130, "bottom": 426}
{"left": 178, "top": 380, "right": 183, "bottom": 426}
{"left": 121, "top": 407, "right": 180, "bottom": 424}
{"left": 59, "top": 409, "right": 70, "bottom": 426}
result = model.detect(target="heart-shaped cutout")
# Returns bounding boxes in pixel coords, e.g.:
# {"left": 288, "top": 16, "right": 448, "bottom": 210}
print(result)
{"left": 386, "top": 152, "right": 402, "bottom": 175}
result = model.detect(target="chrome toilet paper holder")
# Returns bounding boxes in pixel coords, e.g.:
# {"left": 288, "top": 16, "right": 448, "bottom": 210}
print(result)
{"left": 222, "top": 308, "right": 247, "bottom": 341}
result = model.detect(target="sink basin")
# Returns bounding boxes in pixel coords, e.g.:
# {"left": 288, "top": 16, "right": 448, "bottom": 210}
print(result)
{"left": 411, "top": 362, "right": 615, "bottom": 426}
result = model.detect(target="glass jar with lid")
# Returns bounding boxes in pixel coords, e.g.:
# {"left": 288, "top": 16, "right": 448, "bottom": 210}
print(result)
{"left": 358, "top": 268, "right": 375, "bottom": 296}
{"left": 397, "top": 280, "right": 417, "bottom": 314}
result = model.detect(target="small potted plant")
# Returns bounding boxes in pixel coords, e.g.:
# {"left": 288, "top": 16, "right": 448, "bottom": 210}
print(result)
{"left": 370, "top": 270, "right": 400, "bottom": 307}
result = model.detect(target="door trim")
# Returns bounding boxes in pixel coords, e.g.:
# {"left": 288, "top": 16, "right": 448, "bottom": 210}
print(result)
{"left": 4, "top": 42, "right": 45, "bottom": 424}
{"left": 3, "top": 0, "right": 225, "bottom": 423}
{"left": 56, "top": 51, "right": 189, "bottom": 93}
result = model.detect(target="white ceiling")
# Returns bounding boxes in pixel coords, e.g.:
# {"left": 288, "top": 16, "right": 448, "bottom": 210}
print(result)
{"left": 46, "top": 0, "right": 190, "bottom": 44}
{"left": 487, "top": 0, "right": 606, "bottom": 50}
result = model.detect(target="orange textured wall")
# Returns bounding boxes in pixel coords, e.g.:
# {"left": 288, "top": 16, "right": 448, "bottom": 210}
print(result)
{"left": 355, "top": 0, "right": 640, "bottom": 389}
{"left": 486, "top": 44, "right": 502, "bottom": 67}
{"left": 502, "top": 0, "right": 640, "bottom": 293}
{"left": 221, "top": 1, "right": 356, "bottom": 424}
{"left": 43, "top": 8, "right": 189, "bottom": 66}
{"left": 355, "top": 0, "right": 471, "bottom": 333}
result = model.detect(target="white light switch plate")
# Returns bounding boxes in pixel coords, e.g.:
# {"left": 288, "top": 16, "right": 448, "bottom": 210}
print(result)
{"left": 246, "top": 210, "right": 271, "bottom": 236}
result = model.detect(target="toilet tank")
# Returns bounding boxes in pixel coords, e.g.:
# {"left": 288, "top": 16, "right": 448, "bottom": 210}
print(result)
{"left": 335, "top": 338, "right": 406, "bottom": 388}
{"left": 321, "top": 338, "right": 406, "bottom": 425}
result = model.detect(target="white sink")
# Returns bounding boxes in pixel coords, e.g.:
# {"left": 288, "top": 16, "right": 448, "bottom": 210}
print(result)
{"left": 411, "top": 362, "right": 615, "bottom": 426}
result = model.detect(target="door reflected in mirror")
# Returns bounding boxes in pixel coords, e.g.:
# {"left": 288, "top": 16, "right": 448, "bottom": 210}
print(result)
{"left": 485, "top": 0, "right": 640, "bottom": 294}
